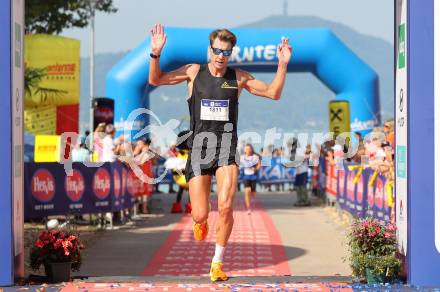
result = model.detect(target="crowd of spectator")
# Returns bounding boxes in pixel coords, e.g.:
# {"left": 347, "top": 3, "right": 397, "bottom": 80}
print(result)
{"left": 70, "top": 120, "right": 395, "bottom": 211}
{"left": 324, "top": 119, "right": 395, "bottom": 181}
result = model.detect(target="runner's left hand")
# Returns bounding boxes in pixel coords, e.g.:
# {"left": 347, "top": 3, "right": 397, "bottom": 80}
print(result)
{"left": 277, "top": 37, "right": 293, "bottom": 65}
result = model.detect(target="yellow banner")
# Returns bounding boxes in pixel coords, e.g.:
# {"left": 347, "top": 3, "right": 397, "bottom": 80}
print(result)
{"left": 34, "top": 135, "right": 61, "bottom": 162}
{"left": 24, "top": 105, "right": 56, "bottom": 135}
{"left": 24, "top": 34, "right": 80, "bottom": 107}
{"left": 329, "top": 100, "right": 351, "bottom": 138}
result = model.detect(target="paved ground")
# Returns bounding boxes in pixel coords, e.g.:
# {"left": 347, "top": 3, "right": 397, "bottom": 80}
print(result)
{"left": 259, "top": 192, "right": 351, "bottom": 276}
{"left": 70, "top": 190, "right": 350, "bottom": 279}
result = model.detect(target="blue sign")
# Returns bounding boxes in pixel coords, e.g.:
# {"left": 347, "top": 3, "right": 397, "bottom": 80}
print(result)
{"left": 258, "top": 157, "right": 296, "bottom": 183}
{"left": 0, "top": 0, "right": 13, "bottom": 285}
{"left": 406, "top": 0, "right": 440, "bottom": 285}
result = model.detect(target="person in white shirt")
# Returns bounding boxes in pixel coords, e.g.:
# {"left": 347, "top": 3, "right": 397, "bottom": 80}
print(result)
{"left": 102, "top": 124, "right": 116, "bottom": 162}
{"left": 240, "top": 144, "right": 261, "bottom": 214}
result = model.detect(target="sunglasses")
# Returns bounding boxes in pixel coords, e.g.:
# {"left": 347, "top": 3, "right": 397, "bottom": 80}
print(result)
{"left": 211, "top": 46, "right": 233, "bottom": 57}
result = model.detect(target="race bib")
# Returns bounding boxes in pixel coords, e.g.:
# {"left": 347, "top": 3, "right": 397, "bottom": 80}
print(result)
{"left": 200, "top": 99, "right": 229, "bottom": 121}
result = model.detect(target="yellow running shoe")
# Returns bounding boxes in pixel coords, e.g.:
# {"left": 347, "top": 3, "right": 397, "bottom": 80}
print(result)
{"left": 193, "top": 221, "right": 209, "bottom": 241}
{"left": 210, "top": 262, "right": 228, "bottom": 282}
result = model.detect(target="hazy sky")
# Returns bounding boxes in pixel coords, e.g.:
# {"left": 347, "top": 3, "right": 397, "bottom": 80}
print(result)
{"left": 61, "top": 0, "right": 394, "bottom": 56}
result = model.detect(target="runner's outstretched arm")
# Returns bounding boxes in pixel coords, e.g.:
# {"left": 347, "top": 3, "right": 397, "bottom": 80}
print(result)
{"left": 148, "top": 23, "right": 196, "bottom": 86}
{"left": 239, "top": 38, "right": 293, "bottom": 100}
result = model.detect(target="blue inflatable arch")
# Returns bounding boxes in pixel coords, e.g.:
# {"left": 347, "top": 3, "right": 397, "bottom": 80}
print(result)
{"left": 106, "top": 27, "right": 380, "bottom": 136}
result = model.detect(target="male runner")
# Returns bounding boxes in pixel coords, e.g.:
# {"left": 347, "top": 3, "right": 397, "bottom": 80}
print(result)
{"left": 148, "top": 24, "right": 292, "bottom": 282}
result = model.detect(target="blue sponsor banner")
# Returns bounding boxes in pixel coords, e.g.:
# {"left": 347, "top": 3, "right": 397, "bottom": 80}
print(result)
{"left": 354, "top": 173, "right": 367, "bottom": 219}
{"left": 258, "top": 157, "right": 296, "bottom": 183}
{"left": 345, "top": 167, "right": 357, "bottom": 214}
{"left": 24, "top": 161, "right": 137, "bottom": 219}
{"left": 336, "top": 167, "right": 347, "bottom": 210}
{"left": 334, "top": 163, "right": 391, "bottom": 223}
{"left": 373, "top": 176, "right": 391, "bottom": 223}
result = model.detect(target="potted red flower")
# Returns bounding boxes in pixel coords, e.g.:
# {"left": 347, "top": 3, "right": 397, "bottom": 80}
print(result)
{"left": 347, "top": 217, "right": 401, "bottom": 283}
{"left": 30, "top": 229, "right": 84, "bottom": 283}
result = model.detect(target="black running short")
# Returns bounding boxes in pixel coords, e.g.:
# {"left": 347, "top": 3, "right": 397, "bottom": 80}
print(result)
{"left": 244, "top": 180, "right": 257, "bottom": 192}
{"left": 185, "top": 147, "right": 239, "bottom": 182}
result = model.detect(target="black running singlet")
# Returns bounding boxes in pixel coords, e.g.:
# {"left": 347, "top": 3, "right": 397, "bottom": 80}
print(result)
{"left": 187, "top": 64, "right": 239, "bottom": 150}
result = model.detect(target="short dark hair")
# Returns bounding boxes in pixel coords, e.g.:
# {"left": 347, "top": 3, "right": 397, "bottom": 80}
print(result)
{"left": 209, "top": 29, "right": 237, "bottom": 47}
{"left": 244, "top": 143, "right": 254, "bottom": 154}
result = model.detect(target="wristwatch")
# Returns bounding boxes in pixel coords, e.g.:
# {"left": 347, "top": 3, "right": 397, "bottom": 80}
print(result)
{"left": 150, "top": 52, "right": 160, "bottom": 59}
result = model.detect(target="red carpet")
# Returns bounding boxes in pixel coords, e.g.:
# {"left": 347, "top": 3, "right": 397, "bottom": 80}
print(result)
{"left": 142, "top": 198, "right": 291, "bottom": 277}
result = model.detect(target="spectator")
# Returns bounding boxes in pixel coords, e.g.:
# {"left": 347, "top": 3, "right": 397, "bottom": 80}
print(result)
{"left": 332, "top": 144, "right": 345, "bottom": 169}
{"left": 350, "top": 132, "right": 365, "bottom": 163}
{"left": 93, "top": 123, "right": 106, "bottom": 162}
{"left": 72, "top": 140, "right": 90, "bottom": 162}
{"left": 364, "top": 129, "right": 386, "bottom": 165}
{"left": 294, "top": 144, "right": 311, "bottom": 207}
{"left": 384, "top": 119, "right": 395, "bottom": 148}
{"left": 166, "top": 142, "right": 178, "bottom": 193}
{"left": 84, "top": 130, "right": 90, "bottom": 144}
{"left": 102, "top": 124, "right": 116, "bottom": 162}
{"left": 134, "top": 138, "right": 156, "bottom": 164}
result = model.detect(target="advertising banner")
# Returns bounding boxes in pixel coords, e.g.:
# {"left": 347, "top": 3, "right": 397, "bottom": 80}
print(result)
{"left": 334, "top": 164, "right": 391, "bottom": 223}
{"left": 93, "top": 97, "right": 115, "bottom": 130}
{"left": 24, "top": 105, "right": 56, "bottom": 135}
{"left": 337, "top": 168, "right": 346, "bottom": 208}
{"left": 24, "top": 34, "right": 80, "bottom": 135}
{"left": 24, "top": 161, "right": 152, "bottom": 219}
{"left": 259, "top": 157, "right": 296, "bottom": 183}
{"left": 325, "top": 163, "right": 337, "bottom": 198}
{"left": 34, "top": 135, "right": 61, "bottom": 162}
{"left": 24, "top": 34, "right": 80, "bottom": 107}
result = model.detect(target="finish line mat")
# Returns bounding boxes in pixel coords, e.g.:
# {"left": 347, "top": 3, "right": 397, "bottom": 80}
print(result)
{"left": 61, "top": 282, "right": 353, "bottom": 291}
{"left": 142, "top": 198, "right": 291, "bottom": 277}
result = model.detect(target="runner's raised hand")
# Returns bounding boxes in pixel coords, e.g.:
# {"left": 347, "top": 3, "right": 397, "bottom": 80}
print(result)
{"left": 150, "top": 23, "right": 167, "bottom": 55}
{"left": 277, "top": 37, "right": 293, "bottom": 65}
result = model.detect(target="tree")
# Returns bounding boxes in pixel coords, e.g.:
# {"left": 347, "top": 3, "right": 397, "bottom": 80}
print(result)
{"left": 25, "top": 0, "right": 117, "bottom": 35}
